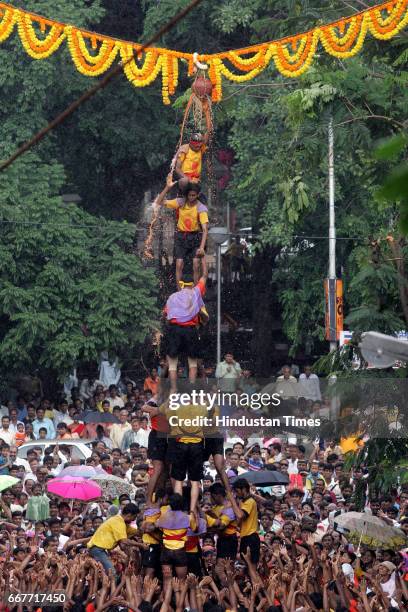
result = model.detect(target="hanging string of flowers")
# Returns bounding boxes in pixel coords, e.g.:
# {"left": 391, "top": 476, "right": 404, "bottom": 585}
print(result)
{"left": 0, "top": 0, "right": 406, "bottom": 104}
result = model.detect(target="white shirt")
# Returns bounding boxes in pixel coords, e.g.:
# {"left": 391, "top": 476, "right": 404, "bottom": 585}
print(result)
{"left": 135, "top": 428, "right": 150, "bottom": 448}
{"left": 107, "top": 396, "right": 124, "bottom": 409}
{"left": 0, "top": 428, "right": 15, "bottom": 445}
{"left": 53, "top": 411, "right": 74, "bottom": 428}
{"left": 12, "top": 456, "right": 30, "bottom": 471}
{"left": 287, "top": 458, "right": 298, "bottom": 475}
{"left": 9, "top": 421, "right": 24, "bottom": 435}
{"left": 58, "top": 534, "right": 70, "bottom": 551}
{"left": 109, "top": 422, "right": 131, "bottom": 448}
{"left": 275, "top": 376, "right": 299, "bottom": 399}
{"left": 380, "top": 573, "right": 396, "bottom": 599}
{"left": 215, "top": 361, "right": 242, "bottom": 391}
{"left": 298, "top": 373, "right": 321, "bottom": 401}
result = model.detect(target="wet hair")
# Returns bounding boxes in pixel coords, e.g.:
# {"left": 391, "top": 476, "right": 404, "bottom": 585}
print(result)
{"left": 232, "top": 478, "right": 250, "bottom": 492}
{"left": 185, "top": 182, "right": 201, "bottom": 195}
{"left": 122, "top": 503, "right": 139, "bottom": 517}
{"left": 209, "top": 483, "right": 226, "bottom": 497}
{"left": 169, "top": 493, "right": 184, "bottom": 511}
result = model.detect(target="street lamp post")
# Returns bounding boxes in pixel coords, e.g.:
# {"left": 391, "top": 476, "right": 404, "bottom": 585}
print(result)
{"left": 209, "top": 227, "right": 229, "bottom": 365}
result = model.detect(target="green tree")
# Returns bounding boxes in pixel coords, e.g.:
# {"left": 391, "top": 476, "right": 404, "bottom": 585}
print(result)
{"left": 0, "top": 154, "right": 157, "bottom": 381}
{"left": 0, "top": 0, "right": 157, "bottom": 384}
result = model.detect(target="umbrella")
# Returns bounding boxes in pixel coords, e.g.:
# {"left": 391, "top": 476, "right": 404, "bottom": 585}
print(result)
{"left": 47, "top": 476, "right": 101, "bottom": 501}
{"left": 334, "top": 511, "right": 407, "bottom": 549}
{"left": 231, "top": 470, "right": 289, "bottom": 487}
{"left": 82, "top": 411, "right": 119, "bottom": 424}
{"left": 0, "top": 475, "right": 19, "bottom": 492}
{"left": 58, "top": 465, "right": 107, "bottom": 479}
{"left": 91, "top": 474, "right": 133, "bottom": 499}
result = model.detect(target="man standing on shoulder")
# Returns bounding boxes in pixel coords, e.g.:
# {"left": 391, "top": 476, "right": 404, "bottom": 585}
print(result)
{"left": 163, "top": 260, "right": 208, "bottom": 392}
{"left": 156, "top": 175, "right": 208, "bottom": 288}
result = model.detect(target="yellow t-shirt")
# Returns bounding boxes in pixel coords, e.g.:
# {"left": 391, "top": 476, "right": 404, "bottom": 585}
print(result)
{"left": 87, "top": 515, "right": 136, "bottom": 550}
{"left": 206, "top": 504, "right": 238, "bottom": 536}
{"left": 165, "top": 198, "right": 209, "bottom": 233}
{"left": 160, "top": 512, "right": 196, "bottom": 551}
{"left": 162, "top": 402, "right": 209, "bottom": 444}
{"left": 178, "top": 145, "right": 206, "bottom": 181}
{"left": 142, "top": 508, "right": 163, "bottom": 546}
{"left": 240, "top": 497, "right": 258, "bottom": 537}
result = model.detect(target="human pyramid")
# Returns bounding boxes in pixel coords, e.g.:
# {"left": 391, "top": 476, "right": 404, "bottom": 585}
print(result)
{"left": 87, "top": 89, "right": 262, "bottom": 587}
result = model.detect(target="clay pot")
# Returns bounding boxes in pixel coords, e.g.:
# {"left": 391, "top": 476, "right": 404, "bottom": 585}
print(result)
{"left": 192, "top": 76, "right": 213, "bottom": 98}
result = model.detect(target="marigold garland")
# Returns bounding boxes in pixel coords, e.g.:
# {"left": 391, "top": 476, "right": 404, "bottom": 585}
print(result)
{"left": 16, "top": 11, "right": 65, "bottom": 60}
{"left": 0, "top": 6, "right": 17, "bottom": 43}
{"left": 66, "top": 27, "right": 119, "bottom": 76}
{"left": 0, "top": 0, "right": 406, "bottom": 103}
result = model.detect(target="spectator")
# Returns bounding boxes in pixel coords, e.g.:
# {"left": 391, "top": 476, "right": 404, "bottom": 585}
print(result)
{"left": 143, "top": 368, "right": 160, "bottom": 395}
{"left": 215, "top": 352, "right": 242, "bottom": 392}
{"left": 32, "top": 407, "right": 55, "bottom": 440}
{"left": 299, "top": 364, "right": 322, "bottom": 401}
{"left": 110, "top": 409, "right": 132, "bottom": 449}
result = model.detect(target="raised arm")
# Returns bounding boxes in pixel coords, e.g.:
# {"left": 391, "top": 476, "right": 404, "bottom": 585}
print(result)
{"left": 156, "top": 174, "right": 177, "bottom": 207}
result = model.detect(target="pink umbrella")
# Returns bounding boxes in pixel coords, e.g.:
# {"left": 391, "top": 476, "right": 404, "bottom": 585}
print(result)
{"left": 47, "top": 476, "right": 101, "bottom": 501}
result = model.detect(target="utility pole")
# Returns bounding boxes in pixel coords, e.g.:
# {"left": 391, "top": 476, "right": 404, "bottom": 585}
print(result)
{"left": 328, "top": 117, "right": 337, "bottom": 354}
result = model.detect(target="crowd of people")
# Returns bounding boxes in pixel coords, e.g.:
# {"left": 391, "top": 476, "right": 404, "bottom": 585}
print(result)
{"left": 0, "top": 367, "right": 407, "bottom": 612}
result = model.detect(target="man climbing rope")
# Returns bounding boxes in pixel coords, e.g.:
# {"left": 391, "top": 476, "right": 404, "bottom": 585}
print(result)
{"left": 163, "top": 257, "right": 208, "bottom": 393}
{"left": 156, "top": 174, "right": 208, "bottom": 288}
{"left": 174, "top": 98, "right": 212, "bottom": 193}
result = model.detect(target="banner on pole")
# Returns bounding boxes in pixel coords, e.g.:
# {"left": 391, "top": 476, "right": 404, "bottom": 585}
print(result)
{"left": 325, "top": 279, "right": 343, "bottom": 342}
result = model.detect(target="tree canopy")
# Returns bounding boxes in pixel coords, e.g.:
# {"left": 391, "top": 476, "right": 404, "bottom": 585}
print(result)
{"left": 0, "top": 0, "right": 407, "bottom": 380}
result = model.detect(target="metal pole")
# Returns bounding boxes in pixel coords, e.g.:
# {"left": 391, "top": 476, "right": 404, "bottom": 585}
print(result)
{"left": 328, "top": 117, "right": 337, "bottom": 354}
{"left": 226, "top": 202, "right": 230, "bottom": 246}
{"left": 217, "top": 243, "right": 222, "bottom": 365}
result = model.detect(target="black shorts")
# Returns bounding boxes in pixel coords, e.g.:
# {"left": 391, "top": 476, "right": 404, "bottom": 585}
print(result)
{"left": 174, "top": 231, "right": 202, "bottom": 260}
{"left": 204, "top": 437, "right": 224, "bottom": 460}
{"left": 170, "top": 441, "right": 204, "bottom": 482}
{"left": 161, "top": 547, "right": 187, "bottom": 568}
{"left": 217, "top": 535, "right": 238, "bottom": 560}
{"left": 142, "top": 543, "right": 161, "bottom": 569}
{"left": 240, "top": 533, "right": 261, "bottom": 564}
{"left": 166, "top": 324, "right": 200, "bottom": 359}
{"left": 187, "top": 551, "right": 203, "bottom": 577}
{"left": 148, "top": 429, "right": 168, "bottom": 462}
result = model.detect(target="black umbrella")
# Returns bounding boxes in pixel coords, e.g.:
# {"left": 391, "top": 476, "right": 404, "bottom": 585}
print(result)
{"left": 82, "top": 411, "right": 120, "bottom": 424}
{"left": 231, "top": 469, "right": 289, "bottom": 487}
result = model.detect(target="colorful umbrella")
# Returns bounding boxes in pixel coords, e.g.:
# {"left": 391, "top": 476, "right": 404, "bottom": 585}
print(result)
{"left": 47, "top": 476, "right": 101, "bottom": 501}
{"left": 58, "top": 465, "right": 107, "bottom": 479}
{"left": 91, "top": 474, "right": 133, "bottom": 499}
{"left": 334, "top": 511, "right": 407, "bottom": 549}
{"left": 0, "top": 475, "right": 19, "bottom": 492}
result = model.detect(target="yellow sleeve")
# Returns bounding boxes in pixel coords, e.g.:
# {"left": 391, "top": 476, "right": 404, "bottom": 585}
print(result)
{"left": 127, "top": 526, "right": 139, "bottom": 537}
{"left": 165, "top": 199, "right": 179, "bottom": 210}
{"left": 205, "top": 514, "right": 217, "bottom": 528}
{"left": 111, "top": 518, "right": 128, "bottom": 541}
{"left": 240, "top": 498, "right": 254, "bottom": 517}
{"left": 199, "top": 211, "right": 209, "bottom": 225}
{"left": 219, "top": 513, "right": 231, "bottom": 528}
{"left": 189, "top": 513, "right": 197, "bottom": 531}
{"left": 177, "top": 151, "right": 187, "bottom": 163}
